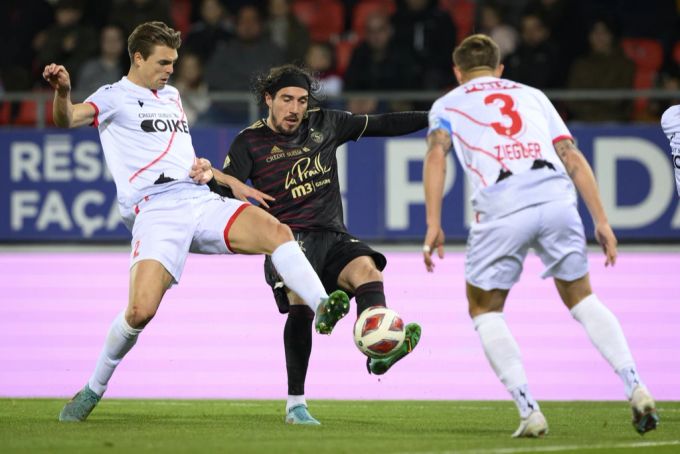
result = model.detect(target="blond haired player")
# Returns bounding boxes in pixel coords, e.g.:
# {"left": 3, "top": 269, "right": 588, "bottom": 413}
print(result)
{"left": 423, "top": 34, "right": 658, "bottom": 437}
{"left": 43, "top": 21, "right": 349, "bottom": 422}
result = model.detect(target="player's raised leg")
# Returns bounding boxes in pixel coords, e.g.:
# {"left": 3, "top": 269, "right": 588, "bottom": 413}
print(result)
{"left": 226, "top": 205, "right": 348, "bottom": 333}
{"left": 468, "top": 284, "right": 548, "bottom": 438}
{"left": 556, "top": 273, "right": 659, "bottom": 435}
{"left": 335, "top": 256, "right": 422, "bottom": 375}
{"left": 59, "top": 260, "right": 173, "bottom": 421}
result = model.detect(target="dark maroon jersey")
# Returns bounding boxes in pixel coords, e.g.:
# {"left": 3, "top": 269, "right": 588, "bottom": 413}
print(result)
{"left": 223, "top": 108, "right": 370, "bottom": 232}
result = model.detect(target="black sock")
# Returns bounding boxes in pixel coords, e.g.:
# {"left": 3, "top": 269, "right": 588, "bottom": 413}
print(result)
{"left": 354, "top": 281, "right": 386, "bottom": 317}
{"left": 284, "top": 305, "right": 314, "bottom": 396}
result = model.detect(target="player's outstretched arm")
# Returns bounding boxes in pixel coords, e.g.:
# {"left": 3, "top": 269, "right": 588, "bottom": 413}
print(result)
{"left": 422, "top": 129, "right": 450, "bottom": 272}
{"left": 210, "top": 166, "right": 275, "bottom": 209}
{"left": 42, "top": 63, "right": 95, "bottom": 128}
{"left": 362, "top": 111, "right": 429, "bottom": 137}
{"left": 554, "top": 138, "right": 617, "bottom": 266}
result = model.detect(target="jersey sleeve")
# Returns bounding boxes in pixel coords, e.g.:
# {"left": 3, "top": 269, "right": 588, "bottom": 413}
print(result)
{"left": 661, "top": 105, "right": 680, "bottom": 138}
{"left": 324, "top": 109, "right": 370, "bottom": 142}
{"left": 536, "top": 90, "right": 572, "bottom": 144}
{"left": 427, "top": 99, "right": 453, "bottom": 136}
{"left": 661, "top": 105, "right": 680, "bottom": 195}
{"left": 84, "top": 85, "right": 118, "bottom": 127}
{"left": 222, "top": 133, "right": 253, "bottom": 182}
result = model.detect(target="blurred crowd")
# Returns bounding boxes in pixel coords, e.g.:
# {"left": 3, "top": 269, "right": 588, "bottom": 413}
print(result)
{"left": 1, "top": 0, "right": 679, "bottom": 125}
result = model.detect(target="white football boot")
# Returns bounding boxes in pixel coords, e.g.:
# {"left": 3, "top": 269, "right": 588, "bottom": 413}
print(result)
{"left": 630, "top": 385, "right": 659, "bottom": 435}
{"left": 512, "top": 410, "right": 548, "bottom": 438}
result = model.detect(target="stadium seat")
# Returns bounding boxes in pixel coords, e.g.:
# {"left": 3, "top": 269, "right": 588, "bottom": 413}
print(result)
{"left": 352, "top": 0, "right": 396, "bottom": 40}
{"left": 292, "top": 0, "right": 345, "bottom": 42}
{"left": 673, "top": 41, "right": 680, "bottom": 66}
{"left": 621, "top": 38, "right": 663, "bottom": 120}
{"left": 335, "top": 38, "right": 358, "bottom": 76}
{"left": 12, "top": 99, "right": 54, "bottom": 127}
{"left": 0, "top": 102, "right": 10, "bottom": 125}
{"left": 13, "top": 101, "right": 37, "bottom": 126}
{"left": 440, "top": 0, "right": 475, "bottom": 43}
{"left": 171, "top": 0, "right": 192, "bottom": 37}
{"left": 621, "top": 38, "right": 663, "bottom": 71}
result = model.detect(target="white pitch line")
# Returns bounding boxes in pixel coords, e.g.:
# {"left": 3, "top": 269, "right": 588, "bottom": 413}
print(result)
{"left": 403, "top": 440, "right": 680, "bottom": 454}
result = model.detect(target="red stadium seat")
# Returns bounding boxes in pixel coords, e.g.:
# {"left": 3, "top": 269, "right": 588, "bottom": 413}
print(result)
{"left": 621, "top": 38, "right": 663, "bottom": 120}
{"left": 673, "top": 41, "right": 680, "bottom": 66}
{"left": 171, "top": 0, "right": 192, "bottom": 36}
{"left": 352, "top": 0, "right": 396, "bottom": 40}
{"left": 335, "top": 38, "right": 358, "bottom": 75}
{"left": 0, "top": 102, "right": 10, "bottom": 125}
{"left": 292, "top": 0, "right": 345, "bottom": 42}
{"left": 12, "top": 99, "right": 54, "bottom": 127}
{"left": 621, "top": 38, "right": 663, "bottom": 71}
{"left": 13, "top": 101, "right": 38, "bottom": 126}
{"left": 440, "top": 0, "right": 475, "bottom": 44}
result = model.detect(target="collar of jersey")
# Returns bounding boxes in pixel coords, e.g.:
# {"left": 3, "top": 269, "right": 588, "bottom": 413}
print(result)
{"left": 120, "top": 76, "right": 164, "bottom": 96}
{"left": 461, "top": 75, "right": 500, "bottom": 87}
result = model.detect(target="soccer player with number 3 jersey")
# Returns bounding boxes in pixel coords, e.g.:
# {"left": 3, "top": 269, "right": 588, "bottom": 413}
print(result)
{"left": 43, "top": 22, "right": 349, "bottom": 422}
{"left": 423, "top": 34, "right": 658, "bottom": 437}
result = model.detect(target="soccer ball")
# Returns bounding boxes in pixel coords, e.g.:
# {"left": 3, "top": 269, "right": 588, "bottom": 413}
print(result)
{"left": 353, "top": 306, "right": 405, "bottom": 359}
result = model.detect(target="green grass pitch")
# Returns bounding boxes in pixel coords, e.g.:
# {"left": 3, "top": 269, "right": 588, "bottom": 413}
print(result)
{"left": 1, "top": 399, "right": 678, "bottom": 453}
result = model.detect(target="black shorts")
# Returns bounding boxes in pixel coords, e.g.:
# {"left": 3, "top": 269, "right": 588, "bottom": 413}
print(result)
{"left": 264, "top": 231, "right": 387, "bottom": 314}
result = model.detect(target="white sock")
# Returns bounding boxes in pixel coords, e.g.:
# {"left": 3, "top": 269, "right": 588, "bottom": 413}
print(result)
{"left": 473, "top": 312, "right": 535, "bottom": 417}
{"left": 473, "top": 312, "right": 528, "bottom": 390}
{"left": 286, "top": 395, "right": 307, "bottom": 413}
{"left": 570, "top": 294, "right": 639, "bottom": 397}
{"left": 617, "top": 367, "right": 644, "bottom": 399}
{"left": 510, "top": 384, "right": 540, "bottom": 418}
{"left": 87, "top": 311, "right": 143, "bottom": 396}
{"left": 271, "top": 241, "right": 325, "bottom": 313}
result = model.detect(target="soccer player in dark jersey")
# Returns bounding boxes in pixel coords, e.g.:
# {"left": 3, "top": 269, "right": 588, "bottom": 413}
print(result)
{"left": 199, "top": 64, "right": 427, "bottom": 425}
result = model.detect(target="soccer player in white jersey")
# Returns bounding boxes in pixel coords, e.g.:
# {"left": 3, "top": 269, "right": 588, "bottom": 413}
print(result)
{"left": 43, "top": 21, "right": 349, "bottom": 422}
{"left": 422, "top": 34, "right": 658, "bottom": 437}
{"left": 661, "top": 105, "right": 680, "bottom": 195}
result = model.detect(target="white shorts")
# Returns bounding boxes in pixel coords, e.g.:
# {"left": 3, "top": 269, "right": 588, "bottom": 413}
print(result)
{"left": 465, "top": 198, "right": 589, "bottom": 290}
{"left": 129, "top": 186, "right": 249, "bottom": 283}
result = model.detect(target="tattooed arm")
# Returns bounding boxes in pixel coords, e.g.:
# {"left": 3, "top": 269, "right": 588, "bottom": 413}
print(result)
{"left": 554, "top": 138, "right": 617, "bottom": 266}
{"left": 422, "top": 128, "right": 451, "bottom": 272}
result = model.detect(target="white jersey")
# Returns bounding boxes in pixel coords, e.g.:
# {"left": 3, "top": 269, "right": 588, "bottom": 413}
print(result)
{"left": 85, "top": 77, "right": 200, "bottom": 214}
{"left": 660, "top": 104, "right": 680, "bottom": 195}
{"left": 429, "top": 76, "right": 576, "bottom": 220}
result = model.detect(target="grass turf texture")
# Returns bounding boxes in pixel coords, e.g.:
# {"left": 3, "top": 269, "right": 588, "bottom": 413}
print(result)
{"left": 1, "top": 399, "right": 678, "bottom": 453}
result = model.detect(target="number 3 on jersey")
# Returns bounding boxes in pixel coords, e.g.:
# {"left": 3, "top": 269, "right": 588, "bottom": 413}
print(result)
{"left": 484, "top": 93, "right": 522, "bottom": 137}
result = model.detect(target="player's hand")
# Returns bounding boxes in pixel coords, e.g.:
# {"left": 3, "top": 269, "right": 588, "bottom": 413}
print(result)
{"left": 42, "top": 63, "right": 71, "bottom": 95}
{"left": 423, "top": 225, "right": 445, "bottom": 272}
{"left": 229, "top": 179, "right": 275, "bottom": 209}
{"left": 594, "top": 222, "right": 617, "bottom": 267}
{"left": 190, "top": 157, "right": 214, "bottom": 184}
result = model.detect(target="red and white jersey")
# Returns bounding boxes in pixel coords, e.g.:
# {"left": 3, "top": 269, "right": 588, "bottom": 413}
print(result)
{"left": 428, "top": 76, "right": 576, "bottom": 219}
{"left": 85, "top": 77, "right": 197, "bottom": 210}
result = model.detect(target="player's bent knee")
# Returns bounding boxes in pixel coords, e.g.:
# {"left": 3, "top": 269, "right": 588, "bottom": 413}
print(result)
{"left": 555, "top": 271, "right": 592, "bottom": 309}
{"left": 467, "top": 284, "right": 508, "bottom": 317}
{"left": 355, "top": 262, "right": 382, "bottom": 283}
{"left": 271, "top": 222, "right": 294, "bottom": 246}
{"left": 364, "top": 265, "right": 382, "bottom": 282}
{"left": 125, "top": 304, "right": 158, "bottom": 328}
{"left": 125, "top": 292, "right": 160, "bottom": 328}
